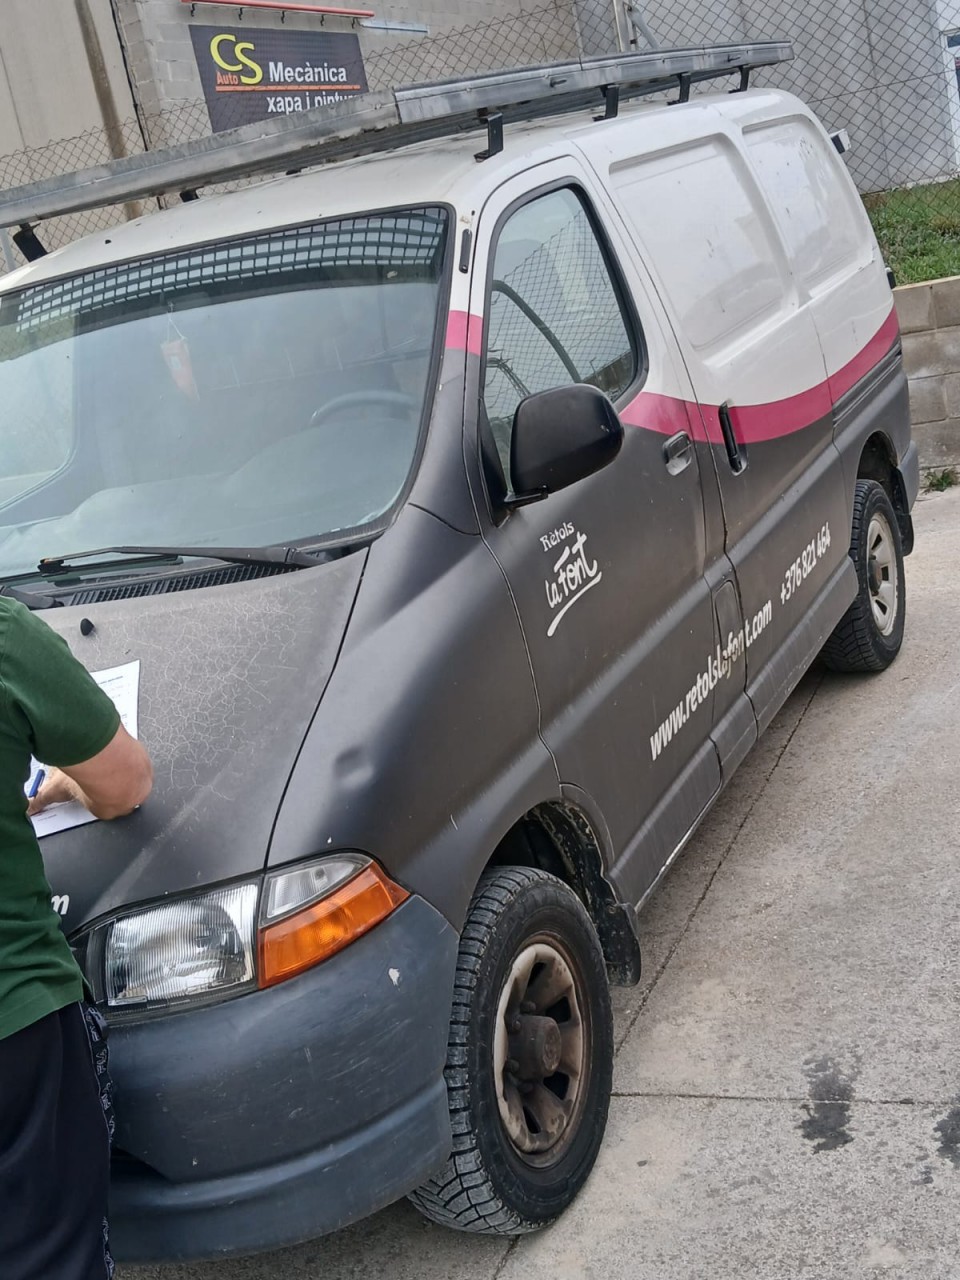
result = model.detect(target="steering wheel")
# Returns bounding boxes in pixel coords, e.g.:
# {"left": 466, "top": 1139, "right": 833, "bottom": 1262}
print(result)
{"left": 309, "top": 390, "right": 420, "bottom": 429}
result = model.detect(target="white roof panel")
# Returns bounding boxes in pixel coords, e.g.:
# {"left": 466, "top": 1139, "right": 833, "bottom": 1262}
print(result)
{"left": 0, "top": 84, "right": 804, "bottom": 293}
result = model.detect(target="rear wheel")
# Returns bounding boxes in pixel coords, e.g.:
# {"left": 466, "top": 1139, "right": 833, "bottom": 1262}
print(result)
{"left": 821, "top": 478, "right": 905, "bottom": 673}
{"left": 410, "top": 867, "right": 613, "bottom": 1234}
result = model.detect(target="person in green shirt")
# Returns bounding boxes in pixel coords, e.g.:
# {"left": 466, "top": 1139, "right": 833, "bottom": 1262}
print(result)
{"left": 0, "top": 598, "right": 153, "bottom": 1280}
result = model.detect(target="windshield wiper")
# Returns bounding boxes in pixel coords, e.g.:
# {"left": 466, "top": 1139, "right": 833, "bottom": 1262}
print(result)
{"left": 0, "top": 582, "right": 63, "bottom": 610}
{"left": 38, "top": 542, "right": 328, "bottom": 576}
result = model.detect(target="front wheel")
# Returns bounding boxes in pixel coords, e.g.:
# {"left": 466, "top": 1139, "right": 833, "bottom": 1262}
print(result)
{"left": 821, "top": 478, "right": 906, "bottom": 673}
{"left": 409, "top": 867, "right": 613, "bottom": 1234}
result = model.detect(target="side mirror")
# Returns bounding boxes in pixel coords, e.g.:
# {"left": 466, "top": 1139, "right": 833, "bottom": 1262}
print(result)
{"left": 508, "top": 384, "right": 623, "bottom": 507}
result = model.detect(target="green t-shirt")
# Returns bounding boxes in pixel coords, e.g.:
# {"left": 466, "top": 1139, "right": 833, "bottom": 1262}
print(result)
{"left": 0, "top": 599, "right": 120, "bottom": 1041}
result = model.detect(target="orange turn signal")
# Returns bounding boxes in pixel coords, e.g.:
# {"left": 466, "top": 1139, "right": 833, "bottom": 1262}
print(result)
{"left": 257, "top": 864, "right": 409, "bottom": 988}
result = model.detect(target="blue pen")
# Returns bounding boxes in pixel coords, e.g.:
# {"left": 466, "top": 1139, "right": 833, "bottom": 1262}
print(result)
{"left": 28, "top": 768, "right": 45, "bottom": 800}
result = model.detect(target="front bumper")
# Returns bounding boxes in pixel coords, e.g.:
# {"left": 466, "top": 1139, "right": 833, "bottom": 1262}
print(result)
{"left": 108, "top": 894, "right": 458, "bottom": 1262}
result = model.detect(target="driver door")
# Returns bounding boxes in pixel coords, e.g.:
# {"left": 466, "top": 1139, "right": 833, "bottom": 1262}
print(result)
{"left": 470, "top": 164, "right": 721, "bottom": 906}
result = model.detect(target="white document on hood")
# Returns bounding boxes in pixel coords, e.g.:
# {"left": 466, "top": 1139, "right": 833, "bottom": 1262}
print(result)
{"left": 28, "top": 660, "right": 141, "bottom": 840}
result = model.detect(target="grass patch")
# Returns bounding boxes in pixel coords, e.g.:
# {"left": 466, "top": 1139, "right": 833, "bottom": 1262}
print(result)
{"left": 925, "top": 467, "right": 959, "bottom": 492}
{"left": 865, "top": 179, "right": 960, "bottom": 285}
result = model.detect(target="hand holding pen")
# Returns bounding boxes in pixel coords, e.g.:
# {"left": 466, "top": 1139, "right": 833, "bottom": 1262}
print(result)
{"left": 27, "top": 768, "right": 83, "bottom": 817}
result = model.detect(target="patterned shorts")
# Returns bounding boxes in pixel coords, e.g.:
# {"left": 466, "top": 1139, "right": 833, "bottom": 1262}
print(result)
{"left": 0, "top": 1002, "right": 115, "bottom": 1280}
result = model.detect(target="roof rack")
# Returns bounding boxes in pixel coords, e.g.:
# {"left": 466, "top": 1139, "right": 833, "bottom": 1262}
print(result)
{"left": 0, "top": 42, "right": 792, "bottom": 231}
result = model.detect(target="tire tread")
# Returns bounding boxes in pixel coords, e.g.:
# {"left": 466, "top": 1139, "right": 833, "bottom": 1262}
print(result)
{"left": 409, "top": 867, "right": 603, "bottom": 1235}
{"left": 821, "top": 479, "right": 905, "bottom": 674}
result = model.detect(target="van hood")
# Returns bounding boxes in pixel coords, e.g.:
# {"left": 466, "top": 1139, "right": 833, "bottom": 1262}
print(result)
{"left": 37, "top": 551, "right": 366, "bottom": 935}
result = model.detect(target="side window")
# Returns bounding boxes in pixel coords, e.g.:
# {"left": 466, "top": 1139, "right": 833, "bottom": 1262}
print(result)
{"left": 744, "top": 118, "right": 865, "bottom": 291}
{"left": 482, "top": 187, "right": 637, "bottom": 476}
{"left": 610, "top": 138, "right": 785, "bottom": 355}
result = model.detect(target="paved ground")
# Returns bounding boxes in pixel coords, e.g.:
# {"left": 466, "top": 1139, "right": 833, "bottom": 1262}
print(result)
{"left": 125, "top": 487, "right": 960, "bottom": 1280}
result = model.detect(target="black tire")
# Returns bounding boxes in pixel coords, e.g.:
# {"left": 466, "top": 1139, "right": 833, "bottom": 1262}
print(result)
{"left": 409, "top": 867, "right": 613, "bottom": 1235}
{"left": 821, "top": 478, "right": 905, "bottom": 673}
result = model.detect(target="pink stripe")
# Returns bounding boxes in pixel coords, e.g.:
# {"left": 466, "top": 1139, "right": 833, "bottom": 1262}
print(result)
{"left": 622, "top": 306, "right": 899, "bottom": 445}
{"left": 619, "top": 391, "right": 710, "bottom": 442}
{"left": 445, "top": 310, "right": 483, "bottom": 357}
{"left": 827, "top": 307, "right": 901, "bottom": 403}
{"left": 450, "top": 305, "right": 899, "bottom": 445}
{"left": 728, "top": 381, "right": 833, "bottom": 444}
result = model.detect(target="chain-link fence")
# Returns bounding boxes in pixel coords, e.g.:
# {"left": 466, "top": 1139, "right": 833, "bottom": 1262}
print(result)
{"left": 0, "top": 114, "right": 152, "bottom": 269}
{"left": 625, "top": 0, "right": 960, "bottom": 285}
{"left": 485, "top": 186, "right": 636, "bottom": 469}
{"left": 365, "top": 2, "right": 589, "bottom": 86}
{"left": 2, "top": 0, "right": 960, "bottom": 283}
{"left": 0, "top": 1, "right": 613, "bottom": 268}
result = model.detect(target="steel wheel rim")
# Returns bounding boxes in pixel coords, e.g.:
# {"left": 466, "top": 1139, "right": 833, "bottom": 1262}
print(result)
{"left": 492, "top": 938, "right": 587, "bottom": 1167}
{"left": 866, "top": 513, "right": 898, "bottom": 636}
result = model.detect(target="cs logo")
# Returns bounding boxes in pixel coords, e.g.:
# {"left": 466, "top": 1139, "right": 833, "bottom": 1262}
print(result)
{"left": 210, "top": 33, "right": 263, "bottom": 85}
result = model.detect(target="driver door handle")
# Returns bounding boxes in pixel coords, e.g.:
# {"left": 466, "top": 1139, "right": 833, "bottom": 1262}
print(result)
{"left": 663, "top": 430, "right": 693, "bottom": 476}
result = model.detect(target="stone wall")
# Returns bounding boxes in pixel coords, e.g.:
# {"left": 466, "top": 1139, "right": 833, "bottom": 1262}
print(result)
{"left": 896, "top": 277, "right": 960, "bottom": 469}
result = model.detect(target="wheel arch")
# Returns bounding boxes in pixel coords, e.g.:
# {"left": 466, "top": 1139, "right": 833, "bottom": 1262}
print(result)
{"left": 857, "top": 431, "right": 914, "bottom": 554}
{"left": 486, "top": 800, "right": 641, "bottom": 986}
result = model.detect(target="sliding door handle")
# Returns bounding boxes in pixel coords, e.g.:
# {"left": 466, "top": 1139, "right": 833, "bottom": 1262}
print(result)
{"left": 718, "top": 402, "right": 746, "bottom": 474}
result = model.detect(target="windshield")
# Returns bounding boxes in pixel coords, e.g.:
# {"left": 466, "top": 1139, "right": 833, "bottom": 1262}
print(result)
{"left": 0, "top": 206, "right": 449, "bottom": 580}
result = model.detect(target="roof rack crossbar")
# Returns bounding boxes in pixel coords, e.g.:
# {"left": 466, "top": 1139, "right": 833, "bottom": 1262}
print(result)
{"left": 475, "top": 110, "right": 504, "bottom": 162}
{"left": 594, "top": 84, "right": 621, "bottom": 122}
{"left": 673, "top": 72, "right": 692, "bottom": 103}
{"left": 0, "top": 42, "right": 792, "bottom": 229}
{"left": 732, "top": 65, "right": 751, "bottom": 93}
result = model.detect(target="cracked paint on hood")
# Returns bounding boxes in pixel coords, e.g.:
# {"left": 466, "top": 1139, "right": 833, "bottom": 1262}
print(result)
{"left": 36, "top": 550, "right": 366, "bottom": 932}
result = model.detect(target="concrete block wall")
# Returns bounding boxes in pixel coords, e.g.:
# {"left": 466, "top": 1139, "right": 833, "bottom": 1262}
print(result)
{"left": 896, "top": 277, "right": 960, "bottom": 469}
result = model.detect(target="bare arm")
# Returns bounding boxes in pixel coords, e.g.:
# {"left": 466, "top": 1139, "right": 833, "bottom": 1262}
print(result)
{"left": 28, "top": 723, "right": 153, "bottom": 821}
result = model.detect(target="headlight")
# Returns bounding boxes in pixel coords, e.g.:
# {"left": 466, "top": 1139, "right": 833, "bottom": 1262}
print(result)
{"left": 101, "top": 883, "right": 259, "bottom": 1011}
{"left": 77, "top": 854, "right": 408, "bottom": 1016}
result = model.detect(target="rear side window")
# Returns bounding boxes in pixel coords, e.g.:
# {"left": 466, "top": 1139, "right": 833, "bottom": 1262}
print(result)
{"left": 744, "top": 118, "right": 863, "bottom": 291}
{"left": 482, "top": 187, "right": 637, "bottom": 471}
{"left": 610, "top": 139, "right": 784, "bottom": 354}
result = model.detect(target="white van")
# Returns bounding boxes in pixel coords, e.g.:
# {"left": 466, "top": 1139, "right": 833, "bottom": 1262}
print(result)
{"left": 0, "top": 46, "right": 916, "bottom": 1259}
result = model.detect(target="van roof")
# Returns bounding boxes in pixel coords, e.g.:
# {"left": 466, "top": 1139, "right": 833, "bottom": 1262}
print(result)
{"left": 0, "top": 86, "right": 801, "bottom": 292}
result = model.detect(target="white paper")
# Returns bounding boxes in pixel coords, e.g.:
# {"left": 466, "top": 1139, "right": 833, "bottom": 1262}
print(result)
{"left": 90, "top": 660, "right": 140, "bottom": 740}
{"left": 30, "top": 795, "right": 98, "bottom": 840}
{"left": 28, "top": 660, "right": 141, "bottom": 839}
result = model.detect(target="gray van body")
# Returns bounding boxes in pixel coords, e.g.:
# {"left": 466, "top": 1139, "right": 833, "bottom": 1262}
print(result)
{"left": 0, "top": 84, "right": 915, "bottom": 1260}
